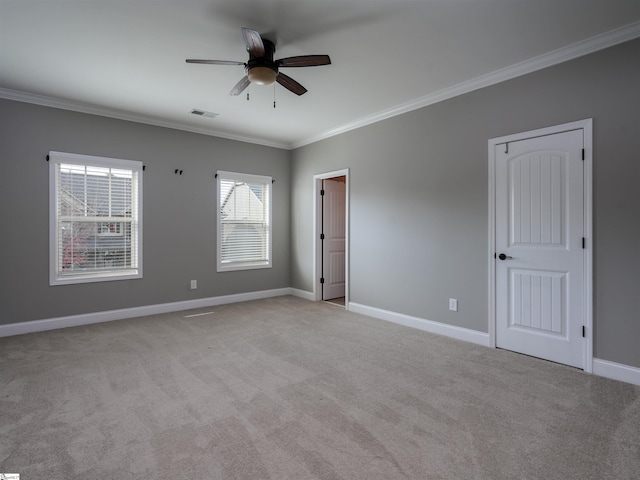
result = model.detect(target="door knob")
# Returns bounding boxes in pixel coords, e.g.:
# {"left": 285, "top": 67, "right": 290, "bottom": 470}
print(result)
{"left": 498, "top": 253, "right": 513, "bottom": 260}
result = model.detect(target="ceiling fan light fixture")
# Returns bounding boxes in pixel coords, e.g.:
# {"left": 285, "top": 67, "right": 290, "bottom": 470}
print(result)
{"left": 248, "top": 66, "right": 277, "bottom": 85}
{"left": 186, "top": 27, "right": 330, "bottom": 96}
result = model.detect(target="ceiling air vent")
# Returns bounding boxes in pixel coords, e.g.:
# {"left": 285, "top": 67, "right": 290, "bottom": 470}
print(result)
{"left": 191, "top": 109, "right": 218, "bottom": 118}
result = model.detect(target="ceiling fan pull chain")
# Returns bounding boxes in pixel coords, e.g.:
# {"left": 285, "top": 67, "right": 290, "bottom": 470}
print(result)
{"left": 273, "top": 83, "right": 277, "bottom": 108}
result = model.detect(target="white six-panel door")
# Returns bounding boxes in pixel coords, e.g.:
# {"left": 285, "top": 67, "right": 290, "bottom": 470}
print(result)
{"left": 495, "top": 128, "right": 586, "bottom": 368}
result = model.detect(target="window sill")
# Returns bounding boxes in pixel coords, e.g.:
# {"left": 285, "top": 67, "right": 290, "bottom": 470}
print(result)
{"left": 217, "top": 262, "right": 272, "bottom": 273}
{"left": 50, "top": 270, "right": 142, "bottom": 286}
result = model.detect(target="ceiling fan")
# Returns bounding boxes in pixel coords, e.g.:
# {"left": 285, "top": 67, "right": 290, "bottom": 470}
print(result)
{"left": 186, "top": 27, "right": 331, "bottom": 96}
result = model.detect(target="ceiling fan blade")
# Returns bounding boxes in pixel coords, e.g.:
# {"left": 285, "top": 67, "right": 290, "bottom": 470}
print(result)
{"left": 276, "top": 73, "right": 307, "bottom": 96}
{"left": 241, "top": 27, "right": 265, "bottom": 57}
{"left": 277, "top": 55, "right": 331, "bottom": 67}
{"left": 186, "top": 59, "right": 245, "bottom": 66}
{"left": 229, "top": 76, "right": 251, "bottom": 96}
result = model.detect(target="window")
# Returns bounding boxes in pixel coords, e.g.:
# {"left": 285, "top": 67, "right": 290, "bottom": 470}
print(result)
{"left": 217, "top": 170, "right": 272, "bottom": 272}
{"left": 49, "top": 151, "right": 143, "bottom": 285}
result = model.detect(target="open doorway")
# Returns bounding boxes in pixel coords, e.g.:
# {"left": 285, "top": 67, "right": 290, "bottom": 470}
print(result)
{"left": 314, "top": 169, "right": 349, "bottom": 309}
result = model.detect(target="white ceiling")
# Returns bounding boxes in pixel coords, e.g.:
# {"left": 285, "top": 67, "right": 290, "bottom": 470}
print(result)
{"left": 2, "top": 0, "right": 640, "bottom": 149}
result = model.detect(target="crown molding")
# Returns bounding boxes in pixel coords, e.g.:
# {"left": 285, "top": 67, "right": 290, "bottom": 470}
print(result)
{"left": 2, "top": 20, "right": 639, "bottom": 151}
{"left": 292, "top": 20, "right": 640, "bottom": 149}
{"left": 0, "top": 88, "right": 290, "bottom": 150}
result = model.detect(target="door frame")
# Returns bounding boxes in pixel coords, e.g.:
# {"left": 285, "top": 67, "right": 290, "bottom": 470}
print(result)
{"left": 487, "top": 119, "right": 593, "bottom": 372}
{"left": 313, "top": 169, "right": 350, "bottom": 307}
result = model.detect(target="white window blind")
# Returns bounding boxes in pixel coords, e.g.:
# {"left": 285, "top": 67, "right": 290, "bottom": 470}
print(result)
{"left": 217, "top": 171, "right": 272, "bottom": 271}
{"left": 49, "top": 151, "right": 143, "bottom": 285}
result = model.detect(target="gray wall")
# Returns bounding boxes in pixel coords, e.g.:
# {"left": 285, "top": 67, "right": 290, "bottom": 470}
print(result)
{"left": 1, "top": 37, "right": 639, "bottom": 370}
{"left": 291, "top": 38, "right": 640, "bottom": 368}
{"left": 0, "top": 100, "right": 291, "bottom": 323}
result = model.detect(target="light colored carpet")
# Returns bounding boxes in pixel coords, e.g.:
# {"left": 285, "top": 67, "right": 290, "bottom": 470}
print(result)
{"left": 1, "top": 296, "right": 638, "bottom": 479}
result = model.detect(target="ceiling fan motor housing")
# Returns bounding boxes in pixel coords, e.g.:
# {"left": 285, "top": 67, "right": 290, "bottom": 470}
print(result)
{"left": 247, "top": 38, "right": 278, "bottom": 85}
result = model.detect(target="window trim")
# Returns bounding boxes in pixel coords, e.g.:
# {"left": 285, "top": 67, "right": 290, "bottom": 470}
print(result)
{"left": 49, "top": 151, "right": 143, "bottom": 285}
{"left": 217, "top": 170, "right": 272, "bottom": 272}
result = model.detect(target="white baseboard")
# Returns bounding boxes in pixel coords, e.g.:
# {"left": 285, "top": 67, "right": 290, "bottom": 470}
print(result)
{"left": 289, "top": 288, "right": 315, "bottom": 301}
{"left": 349, "top": 302, "right": 640, "bottom": 387}
{"left": 593, "top": 358, "right": 640, "bottom": 387}
{"left": 349, "top": 302, "right": 491, "bottom": 347}
{"left": 0, "top": 288, "right": 292, "bottom": 338}
{"left": 4, "top": 291, "right": 639, "bottom": 388}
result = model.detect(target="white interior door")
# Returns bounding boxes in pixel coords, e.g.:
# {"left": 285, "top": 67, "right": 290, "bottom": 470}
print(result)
{"left": 322, "top": 178, "right": 346, "bottom": 300}
{"left": 495, "top": 128, "right": 586, "bottom": 368}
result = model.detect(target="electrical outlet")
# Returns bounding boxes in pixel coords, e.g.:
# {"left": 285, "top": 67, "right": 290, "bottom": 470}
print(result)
{"left": 449, "top": 298, "right": 458, "bottom": 312}
{"left": 190, "top": 280, "right": 197, "bottom": 290}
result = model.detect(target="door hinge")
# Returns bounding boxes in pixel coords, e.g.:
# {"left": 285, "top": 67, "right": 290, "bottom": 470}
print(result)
{"left": 320, "top": 233, "right": 325, "bottom": 240}
{"left": 320, "top": 277, "right": 325, "bottom": 284}
{"left": 582, "top": 148, "right": 585, "bottom": 161}
{"left": 582, "top": 237, "right": 586, "bottom": 249}
{"left": 320, "top": 189, "right": 325, "bottom": 196}
{"left": 582, "top": 325, "right": 586, "bottom": 338}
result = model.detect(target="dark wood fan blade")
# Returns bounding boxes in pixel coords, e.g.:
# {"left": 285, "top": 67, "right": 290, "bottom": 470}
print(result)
{"left": 276, "top": 73, "right": 307, "bottom": 96}
{"left": 186, "top": 59, "right": 245, "bottom": 66}
{"left": 230, "top": 76, "right": 251, "bottom": 96}
{"left": 241, "top": 27, "right": 265, "bottom": 57}
{"left": 277, "top": 55, "right": 331, "bottom": 67}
